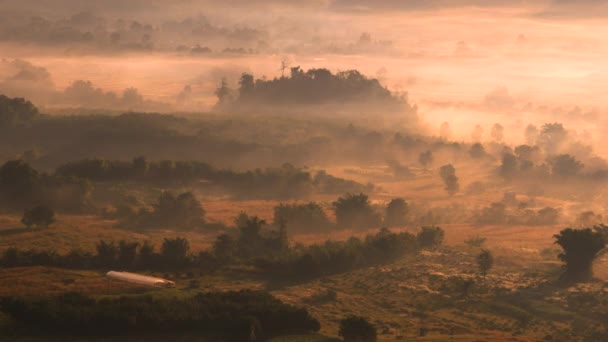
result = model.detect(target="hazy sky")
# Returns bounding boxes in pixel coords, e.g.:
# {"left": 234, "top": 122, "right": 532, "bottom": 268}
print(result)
{"left": 1, "top": 0, "right": 607, "bottom": 144}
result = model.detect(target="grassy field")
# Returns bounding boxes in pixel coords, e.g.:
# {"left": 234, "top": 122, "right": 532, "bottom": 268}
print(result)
{"left": 0, "top": 162, "right": 606, "bottom": 340}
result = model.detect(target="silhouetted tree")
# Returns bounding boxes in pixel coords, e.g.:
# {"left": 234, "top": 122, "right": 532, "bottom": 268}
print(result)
{"left": 524, "top": 124, "right": 538, "bottom": 145}
{"left": 477, "top": 250, "right": 493, "bottom": 275}
{"left": 549, "top": 154, "right": 583, "bottom": 178}
{"left": 339, "top": 315, "right": 377, "bottom": 342}
{"left": 490, "top": 123, "right": 504, "bottom": 143}
{"left": 499, "top": 153, "right": 518, "bottom": 180}
{"left": 161, "top": 237, "right": 190, "bottom": 268}
{"left": 469, "top": 143, "right": 486, "bottom": 159}
{"left": 95, "top": 240, "right": 117, "bottom": 268}
{"left": 538, "top": 123, "right": 567, "bottom": 154}
{"left": 333, "top": 193, "right": 381, "bottom": 229}
{"left": 417, "top": 226, "right": 445, "bottom": 249}
{"left": 439, "top": 164, "right": 459, "bottom": 196}
{"left": 213, "top": 233, "right": 236, "bottom": 260}
{"left": 471, "top": 124, "right": 483, "bottom": 142}
{"left": 21, "top": 205, "right": 55, "bottom": 229}
{"left": 554, "top": 228, "right": 606, "bottom": 282}
{"left": 418, "top": 150, "right": 433, "bottom": 170}
{"left": 0, "top": 95, "right": 38, "bottom": 126}
{"left": 117, "top": 241, "right": 139, "bottom": 269}
{"left": 273, "top": 202, "right": 331, "bottom": 233}
{"left": 384, "top": 198, "right": 409, "bottom": 226}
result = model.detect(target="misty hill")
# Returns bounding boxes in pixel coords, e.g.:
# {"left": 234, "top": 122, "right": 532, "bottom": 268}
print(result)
{"left": 217, "top": 67, "right": 416, "bottom": 113}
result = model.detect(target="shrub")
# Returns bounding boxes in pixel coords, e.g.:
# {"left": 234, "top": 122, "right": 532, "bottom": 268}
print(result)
{"left": 384, "top": 198, "right": 409, "bottom": 227}
{"left": 333, "top": 193, "right": 381, "bottom": 229}
{"left": 339, "top": 315, "right": 377, "bottom": 342}
{"left": 273, "top": 202, "right": 331, "bottom": 233}
{"left": 465, "top": 235, "right": 486, "bottom": 248}
{"left": 477, "top": 250, "right": 494, "bottom": 275}
{"left": 417, "top": 226, "right": 445, "bottom": 249}
{"left": 21, "top": 205, "right": 55, "bottom": 229}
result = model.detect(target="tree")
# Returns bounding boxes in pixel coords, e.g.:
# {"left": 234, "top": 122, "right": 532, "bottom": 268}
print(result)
{"left": 417, "top": 226, "right": 445, "bottom": 249}
{"left": 214, "top": 78, "right": 233, "bottom": 105}
{"left": 499, "top": 153, "right": 518, "bottom": 181}
{"left": 554, "top": 228, "right": 606, "bottom": 282}
{"left": 384, "top": 198, "right": 409, "bottom": 227}
{"left": 117, "top": 241, "right": 139, "bottom": 269}
{"left": 471, "top": 124, "right": 483, "bottom": 142}
{"left": 490, "top": 123, "right": 504, "bottom": 143}
{"left": 21, "top": 205, "right": 55, "bottom": 229}
{"left": 95, "top": 240, "right": 117, "bottom": 268}
{"left": 549, "top": 154, "right": 583, "bottom": 178}
{"left": 273, "top": 202, "right": 331, "bottom": 233}
{"left": 238, "top": 73, "right": 255, "bottom": 98}
{"left": 469, "top": 143, "right": 486, "bottom": 159}
{"left": 0, "top": 160, "right": 39, "bottom": 207}
{"left": 213, "top": 233, "right": 236, "bottom": 260}
{"left": 161, "top": 237, "right": 190, "bottom": 268}
{"left": 418, "top": 150, "right": 433, "bottom": 170}
{"left": 477, "top": 250, "right": 494, "bottom": 275}
{"left": 339, "top": 315, "right": 377, "bottom": 342}
{"left": 439, "top": 164, "right": 459, "bottom": 196}
{"left": 0, "top": 95, "right": 38, "bottom": 126}
{"left": 153, "top": 191, "right": 206, "bottom": 229}
{"left": 524, "top": 124, "right": 538, "bottom": 145}
{"left": 333, "top": 193, "right": 381, "bottom": 229}
{"left": 538, "top": 123, "right": 567, "bottom": 154}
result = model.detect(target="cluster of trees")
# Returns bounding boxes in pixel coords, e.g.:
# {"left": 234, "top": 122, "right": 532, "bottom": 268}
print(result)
{"left": 118, "top": 191, "right": 207, "bottom": 230}
{"left": 474, "top": 202, "right": 559, "bottom": 226}
{"left": 0, "top": 95, "right": 38, "bottom": 127}
{"left": 255, "top": 228, "right": 419, "bottom": 280}
{"left": 217, "top": 67, "right": 408, "bottom": 109}
{"left": 0, "top": 160, "right": 92, "bottom": 212}
{"left": 57, "top": 159, "right": 373, "bottom": 199}
{"left": 271, "top": 195, "right": 410, "bottom": 234}
{"left": 0, "top": 290, "right": 319, "bottom": 340}
{"left": 1, "top": 237, "right": 194, "bottom": 271}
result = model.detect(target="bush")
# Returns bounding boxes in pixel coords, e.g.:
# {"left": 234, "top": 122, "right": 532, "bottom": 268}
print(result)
{"left": 339, "top": 315, "right": 377, "bottom": 342}
{"left": 384, "top": 198, "right": 409, "bottom": 227}
{"left": 273, "top": 202, "right": 331, "bottom": 233}
{"left": 21, "top": 205, "right": 56, "bottom": 229}
{"left": 417, "top": 226, "right": 445, "bottom": 249}
{"left": 465, "top": 235, "right": 486, "bottom": 248}
{"left": 477, "top": 250, "right": 494, "bottom": 275}
{"left": 439, "top": 164, "right": 459, "bottom": 196}
{"left": 0, "top": 290, "right": 320, "bottom": 340}
{"left": 333, "top": 193, "right": 381, "bottom": 229}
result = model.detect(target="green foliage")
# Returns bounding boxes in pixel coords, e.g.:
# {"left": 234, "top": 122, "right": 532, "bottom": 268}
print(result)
{"left": 0, "top": 291, "right": 320, "bottom": 340}
{"left": 477, "top": 250, "right": 494, "bottom": 275}
{"left": 333, "top": 193, "right": 381, "bottom": 229}
{"left": 21, "top": 205, "right": 55, "bottom": 228}
{"left": 338, "top": 315, "right": 377, "bottom": 342}
{"left": 554, "top": 228, "right": 606, "bottom": 282}
{"left": 417, "top": 226, "right": 445, "bottom": 249}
